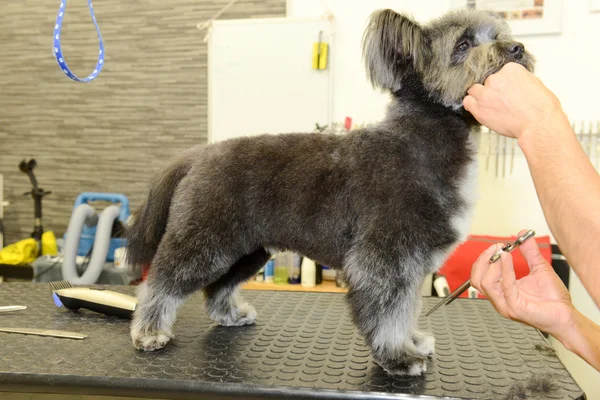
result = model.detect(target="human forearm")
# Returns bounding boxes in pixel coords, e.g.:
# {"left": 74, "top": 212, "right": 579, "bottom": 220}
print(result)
{"left": 553, "top": 309, "right": 600, "bottom": 372}
{"left": 519, "top": 118, "right": 600, "bottom": 307}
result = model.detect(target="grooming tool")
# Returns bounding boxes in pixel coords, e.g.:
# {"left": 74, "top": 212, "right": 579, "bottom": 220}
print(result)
{"left": 576, "top": 121, "right": 583, "bottom": 146}
{"left": 0, "top": 327, "right": 87, "bottom": 339}
{"left": 587, "top": 121, "right": 594, "bottom": 161}
{"left": 583, "top": 121, "right": 592, "bottom": 158}
{"left": 489, "top": 229, "right": 535, "bottom": 263}
{"left": 495, "top": 132, "right": 500, "bottom": 178}
{"left": 0, "top": 306, "right": 27, "bottom": 313}
{"left": 485, "top": 128, "right": 492, "bottom": 172}
{"left": 50, "top": 280, "right": 137, "bottom": 319}
{"left": 425, "top": 229, "right": 536, "bottom": 317}
{"left": 596, "top": 122, "right": 600, "bottom": 170}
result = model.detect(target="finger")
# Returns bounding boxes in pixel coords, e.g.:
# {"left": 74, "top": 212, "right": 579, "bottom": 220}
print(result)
{"left": 481, "top": 255, "right": 503, "bottom": 304}
{"left": 480, "top": 257, "right": 509, "bottom": 315}
{"left": 463, "top": 95, "right": 479, "bottom": 114}
{"left": 471, "top": 243, "right": 504, "bottom": 290}
{"left": 500, "top": 251, "right": 521, "bottom": 315}
{"left": 515, "top": 230, "right": 547, "bottom": 270}
{"left": 466, "top": 83, "right": 485, "bottom": 98}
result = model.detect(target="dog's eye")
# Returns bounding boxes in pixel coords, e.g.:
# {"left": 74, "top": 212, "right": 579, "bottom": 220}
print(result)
{"left": 454, "top": 41, "right": 470, "bottom": 53}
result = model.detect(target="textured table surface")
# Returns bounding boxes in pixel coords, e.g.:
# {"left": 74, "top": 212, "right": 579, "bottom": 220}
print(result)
{"left": 0, "top": 282, "right": 585, "bottom": 400}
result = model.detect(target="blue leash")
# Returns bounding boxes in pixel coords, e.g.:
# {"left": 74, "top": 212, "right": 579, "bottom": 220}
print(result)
{"left": 53, "top": 0, "right": 104, "bottom": 82}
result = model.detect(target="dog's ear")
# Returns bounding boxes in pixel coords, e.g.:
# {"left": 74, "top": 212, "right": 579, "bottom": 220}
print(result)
{"left": 362, "top": 9, "right": 430, "bottom": 92}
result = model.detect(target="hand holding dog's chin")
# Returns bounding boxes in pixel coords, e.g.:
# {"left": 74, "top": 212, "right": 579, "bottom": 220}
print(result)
{"left": 463, "top": 62, "right": 569, "bottom": 142}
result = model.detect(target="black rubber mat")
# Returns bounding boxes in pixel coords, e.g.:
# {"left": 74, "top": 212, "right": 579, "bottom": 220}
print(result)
{"left": 0, "top": 283, "right": 585, "bottom": 399}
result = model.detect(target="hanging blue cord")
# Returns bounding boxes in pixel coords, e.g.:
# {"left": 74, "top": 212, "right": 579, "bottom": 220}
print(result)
{"left": 53, "top": 0, "right": 104, "bottom": 82}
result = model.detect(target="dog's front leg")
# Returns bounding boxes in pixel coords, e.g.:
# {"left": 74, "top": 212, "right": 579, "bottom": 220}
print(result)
{"left": 345, "top": 257, "right": 430, "bottom": 376}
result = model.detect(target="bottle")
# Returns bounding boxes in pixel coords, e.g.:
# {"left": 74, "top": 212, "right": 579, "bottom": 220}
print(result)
{"left": 315, "top": 263, "right": 323, "bottom": 284}
{"left": 288, "top": 253, "right": 301, "bottom": 284}
{"left": 274, "top": 252, "right": 291, "bottom": 284}
{"left": 264, "top": 259, "right": 274, "bottom": 283}
{"left": 301, "top": 257, "right": 316, "bottom": 288}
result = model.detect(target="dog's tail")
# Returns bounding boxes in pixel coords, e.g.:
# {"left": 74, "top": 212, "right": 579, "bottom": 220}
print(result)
{"left": 126, "top": 155, "right": 192, "bottom": 274}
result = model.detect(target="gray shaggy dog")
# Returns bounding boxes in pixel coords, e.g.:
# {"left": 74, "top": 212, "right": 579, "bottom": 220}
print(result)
{"left": 126, "top": 7, "right": 534, "bottom": 375}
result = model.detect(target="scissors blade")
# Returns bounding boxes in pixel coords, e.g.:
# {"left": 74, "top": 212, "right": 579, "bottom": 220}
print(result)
{"left": 425, "top": 279, "right": 471, "bottom": 317}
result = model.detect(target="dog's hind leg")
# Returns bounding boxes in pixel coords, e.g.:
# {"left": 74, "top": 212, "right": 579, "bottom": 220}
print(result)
{"left": 345, "top": 248, "right": 430, "bottom": 376}
{"left": 130, "top": 232, "right": 234, "bottom": 352}
{"left": 203, "top": 248, "right": 271, "bottom": 326}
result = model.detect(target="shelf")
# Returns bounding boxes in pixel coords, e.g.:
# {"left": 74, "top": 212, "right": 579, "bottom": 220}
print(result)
{"left": 242, "top": 279, "right": 347, "bottom": 293}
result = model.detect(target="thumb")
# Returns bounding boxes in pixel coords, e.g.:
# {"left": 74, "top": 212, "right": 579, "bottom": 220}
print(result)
{"left": 516, "top": 231, "right": 547, "bottom": 270}
{"left": 463, "top": 95, "right": 479, "bottom": 114}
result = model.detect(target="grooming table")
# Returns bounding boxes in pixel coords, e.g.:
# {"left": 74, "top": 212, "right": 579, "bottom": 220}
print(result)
{"left": 0, "top": 283, "right": 585, "bottom": 400}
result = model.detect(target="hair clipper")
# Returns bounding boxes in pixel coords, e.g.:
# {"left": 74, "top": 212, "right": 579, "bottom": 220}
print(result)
{"left": 50, "top": 280, "right": 137, "bottom": 319}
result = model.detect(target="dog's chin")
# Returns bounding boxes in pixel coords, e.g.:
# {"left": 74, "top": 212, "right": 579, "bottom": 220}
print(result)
{"left": 482, "top": 57, "right": 535, "bottom": 83}
{"left": 515, "top": 55, "right": 535, "bottom": 73}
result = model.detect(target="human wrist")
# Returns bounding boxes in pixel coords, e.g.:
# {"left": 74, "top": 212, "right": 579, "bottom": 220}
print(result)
{"left": 517, "top": 113, "right": 573, "bottom": 157}
{"left": 552, "top": 308, "right": 586, "bottom": 353}
{"left": 552, "top": 308, "right": 600, "bottom": 371}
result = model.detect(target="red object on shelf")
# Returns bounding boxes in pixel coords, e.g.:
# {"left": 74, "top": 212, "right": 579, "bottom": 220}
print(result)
{"left": 437, "top": 234, "right": 553, "bottom": 298}
{"left": 344, "top": 117, "right": 352, "bottom": 131}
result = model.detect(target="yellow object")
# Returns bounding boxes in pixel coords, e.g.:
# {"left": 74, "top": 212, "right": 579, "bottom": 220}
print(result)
{"left": 0, "top": 238, "right": 38, "bottom": 265}
{"left": 42, "top": 231, "right": 58, "bottom": 256}
{"left": 0, "top": 231, "right": 58, "bottom": 265}
{"left": 312, "top": 42, "right": 329, "bottom": 70}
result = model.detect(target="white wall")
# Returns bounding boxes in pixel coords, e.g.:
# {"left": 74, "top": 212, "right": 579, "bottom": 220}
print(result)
{"left": 286, "top": 0, "right": 600, "bottom": 396}
{"left": 287, "top": 0, "right": 454, "bottom": 123}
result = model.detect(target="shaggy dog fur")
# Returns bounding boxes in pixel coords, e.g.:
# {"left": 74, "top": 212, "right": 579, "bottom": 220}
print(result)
{"left": 126, "top": 7, "right": 535, "bottom": 375}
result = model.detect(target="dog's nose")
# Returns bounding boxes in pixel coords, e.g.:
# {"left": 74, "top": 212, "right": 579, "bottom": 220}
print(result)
{"left": 508, "top": 42, "right": 524, "bottom": 58}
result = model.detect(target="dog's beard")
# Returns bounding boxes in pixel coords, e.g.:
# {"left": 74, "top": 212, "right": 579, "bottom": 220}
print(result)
{"left": 482, "top": 57, "right": 534, "bottom": 82}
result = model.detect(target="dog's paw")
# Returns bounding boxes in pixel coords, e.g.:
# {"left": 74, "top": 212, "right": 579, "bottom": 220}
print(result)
{"left": 406, "top": 358, "right": 428, "bottom": 376}
{"left": 132, "top": 330, "right": 172, "bottom": 352}
{"left": 235, "top": 302, "right": 257, "bottom": 325}
{"left": 414, "top": 334, "right": 435, "bottom": 357}
{"left": 375, "top": 354, "right": 428, "bottom": 376}
{"left": 213, "top": 302, "right": 257, "bottom": 326}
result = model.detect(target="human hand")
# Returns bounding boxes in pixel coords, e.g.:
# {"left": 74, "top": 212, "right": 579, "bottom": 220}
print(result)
{"left": 470, "top": 230, "right": 575, "bottom": 338}
{"left": 463, "top": 63, "right": 569, "bottom": 140}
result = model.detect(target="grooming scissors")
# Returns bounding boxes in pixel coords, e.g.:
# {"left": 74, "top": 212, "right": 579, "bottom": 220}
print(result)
{"left": 425, "top": 229, "right": 535, "bottom": 317}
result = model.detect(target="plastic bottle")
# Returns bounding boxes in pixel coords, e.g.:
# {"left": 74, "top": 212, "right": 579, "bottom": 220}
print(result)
{"left": 264, "top": 259, "right": 274, "bottom": 283}
{"left": 289, "top": 253, "right": 301, "bottom": 284}
{"left": 274, "top": 252, "right": 291, "bottom": 284}
{"left": 301, "top": 257, "right": 316, "bottom": 288}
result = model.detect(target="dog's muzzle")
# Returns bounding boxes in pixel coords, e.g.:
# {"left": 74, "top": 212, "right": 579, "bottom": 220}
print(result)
{"left": 505, "top": 41, "right": 525, "bottom": 60}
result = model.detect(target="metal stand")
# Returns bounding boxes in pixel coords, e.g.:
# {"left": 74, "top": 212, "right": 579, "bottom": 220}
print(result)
{"left": 19, "top": 159, "right": 51, "bottom": 255}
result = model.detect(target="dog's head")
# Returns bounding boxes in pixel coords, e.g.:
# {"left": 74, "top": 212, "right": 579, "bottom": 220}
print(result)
{"left": 362, "top": 8, "right": 535, "bottom": 110}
